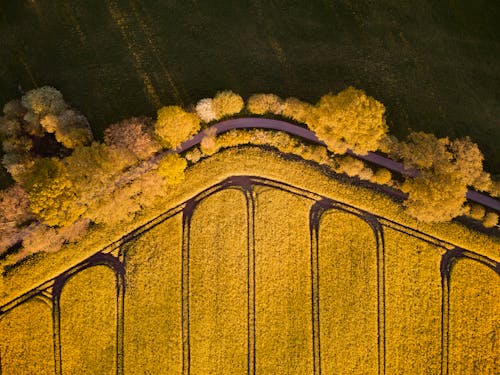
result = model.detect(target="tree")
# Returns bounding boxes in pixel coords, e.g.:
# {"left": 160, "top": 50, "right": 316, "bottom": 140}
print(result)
{"left": 483, "top": 212, "right": 498, "bottom": 228}
{"left": 40, "top": 109, "right": 93, "bottom": 149}
{"left": 21, "top": 86, "right": 66, "bottom": 117}
{"left": 371, "top": 168, "right": 392, "bottom": 185}
{"left": 308, "top": 87, "right": 388, "bottom": 155}
{"left": 281, "top": 97, "right": 313, "bottom": 124}
{"left": 401, "top": 171, "right": 468, "bottom": 222}
{"left": 154, "top": 106, "right": 200, "bottom": 149}
{"left": 104, "top": 117, "right": 161, "bottom": 160}
{"left": 199, "top": 128, "right": 219, "bottom": 156}
{"left": 337, "top": 156, "right": 365, "bottom": 177}
{"left": 23, "top": 158, "right": 83, "bottom": 227}
{"left": 211, "top": 90, "right": 244, "bottom": 119}
{"left": 195, "top": 98, "right": 217, "bottom": 123}
{"left": 468, "top": 203, "right": 486, "bottom": 220}
{"left": 157, "top": 153, "right": 187, "bottom": 185}
{"left": 396, "top": 132, "right": 491, "bottom": 223}
{"left": 0, "top": 185, "right": 34, "bottom": 254}
{"left": 246, "top": 94, "right": 283, "bottom": 115}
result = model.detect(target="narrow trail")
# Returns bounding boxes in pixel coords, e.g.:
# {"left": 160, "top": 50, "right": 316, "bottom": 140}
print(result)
{"left": 176, "top": 117, "right": 500, "bottom": 212}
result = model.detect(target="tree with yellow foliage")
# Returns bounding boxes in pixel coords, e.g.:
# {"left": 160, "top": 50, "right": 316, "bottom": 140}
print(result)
{"left": 211, "top": 90, "right": 244, "bottom": 120}
{"left": 154, "top": 106, "right": 200, "bottom": 149}
{"left": 23, "top": 158, "right": 83, "bottom": 227}
{"left": 157, "top": 153, "right": 188, "bottom": 185}
{"left": 246, "top": 94, "right": 284, "bottom": 115}
{"left": 398, "top": 132, "right": 491, "bottom": 222}
{"left": 281, "top": 97, "right": 313, "bottom": 124}
{"left": 308, "top": 87, "right": 388, "bottom": 155}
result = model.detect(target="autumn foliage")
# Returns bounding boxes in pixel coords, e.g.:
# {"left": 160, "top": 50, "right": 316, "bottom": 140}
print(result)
{"left": 0, "top": 86, "right": 498, "bottom": 265}
{"left": 154, "top": 106, "right": 200, "bottom": 149}
{"left": 307, "top": 87, "right": 388, "bottom": 155}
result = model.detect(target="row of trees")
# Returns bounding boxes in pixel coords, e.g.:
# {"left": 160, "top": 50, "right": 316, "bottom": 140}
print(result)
{"left": 0, "top": 86, "right": 498, "bottom": 263}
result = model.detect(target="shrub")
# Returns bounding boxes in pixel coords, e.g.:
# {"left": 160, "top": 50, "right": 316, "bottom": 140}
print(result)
{"left": 358, "top": 167, "right": 374, "bottom": 181}
{"left": 247, "top": 94, "right": 283, "bottom": 115}
{"left": 185, "top": 147, "right": 202, "bottom": 163}
{"left": 154, "top": 106, "right": 200, "bottom": 149}
{"left": 371, "top": 168, "right": 392, "bottom": 185}
{"left": 281, "top": 97, "right": 313, "bottom": 123}
{"left": 195, "top": 98, "right": 217, "bottom": 123}
{"left": 21, "top": 86, "right": 66, "bottom": 117}
{"left": 468, "top": 204, "right": 486, "bottom": 220}
{"left": 23, "top": 158, "right": 83, "bottom": 227}
{"left": 58, "top": 218, "right": 90, "bottom": 243}
{"left": 401, "top": 171, "right": 468, "bottom": 222}
{"left": 483, "top": 212, "right": 498, "bottom": 228}
{"left": 338, "top": 156, "right": 365, "bottom": 177}
{"left": 157, "top": 153, "right": 187, "bottom": 185}
{"left": 212, "top": 90, "right": 244, "bottom": 119}
{"left": 40, "top": 109, "right": 93, "bottom": 149}
{"left": 200, "top": 128, "right": 219, "bottom": 156}
{"left": 104, "top": 117, "right": 160, "bottom": 160}
{"left": 308, "top": 87, "right": 388, "bottom": 155}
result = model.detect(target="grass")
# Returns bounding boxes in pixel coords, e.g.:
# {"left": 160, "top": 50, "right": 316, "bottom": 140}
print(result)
{"left": 0, "top": 1, "right": 499, "bottom": 174}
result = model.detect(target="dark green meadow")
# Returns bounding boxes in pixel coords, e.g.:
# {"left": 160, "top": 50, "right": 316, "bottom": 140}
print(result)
{"left": 0, "top": 0, "right": 499, "bottom": 174}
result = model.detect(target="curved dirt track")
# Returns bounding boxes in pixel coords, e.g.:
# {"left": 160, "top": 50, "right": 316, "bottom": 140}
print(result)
{"left": 176, "top": 117, "right": 500, "bottom": 212}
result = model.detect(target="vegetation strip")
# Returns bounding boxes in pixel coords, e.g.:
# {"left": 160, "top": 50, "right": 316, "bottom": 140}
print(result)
{"left": 177, "top": 117, "right": 500, "bottom": 211}
{"left": 1, "top": 173, "right": 497, "bottom": 314}
{"left": 1, "top": 86, "right": 499, "bottom": 270}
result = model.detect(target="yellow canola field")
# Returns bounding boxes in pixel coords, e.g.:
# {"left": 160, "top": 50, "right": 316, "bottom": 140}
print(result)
{"left": 0, "top": 146, "right": 499, "bottom": 374}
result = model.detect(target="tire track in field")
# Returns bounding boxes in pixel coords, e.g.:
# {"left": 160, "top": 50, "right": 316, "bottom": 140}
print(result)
{"left": 105, "top": 0, "right": 162, "bottom": 108}
{"left": 128, "top": 0, "right": 186, "bottom": 106}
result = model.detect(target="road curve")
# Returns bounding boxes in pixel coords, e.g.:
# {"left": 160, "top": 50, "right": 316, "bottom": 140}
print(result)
{"left": 176, "top": 117, "right": 500, "bottom": 212}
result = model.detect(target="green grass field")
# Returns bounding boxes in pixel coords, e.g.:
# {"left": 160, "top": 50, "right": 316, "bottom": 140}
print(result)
{"left": 0, "top": 1, "right": 499, "bottom": 174}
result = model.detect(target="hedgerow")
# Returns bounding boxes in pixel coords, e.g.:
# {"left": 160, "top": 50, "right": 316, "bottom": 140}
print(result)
{"left": 0, "top": 86, "right": 497, "bottom": 268}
